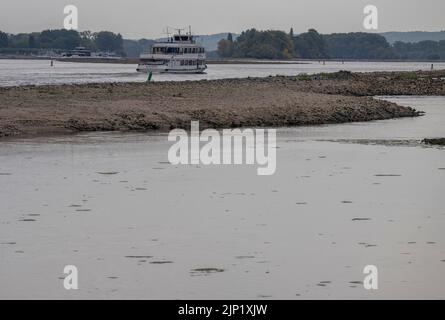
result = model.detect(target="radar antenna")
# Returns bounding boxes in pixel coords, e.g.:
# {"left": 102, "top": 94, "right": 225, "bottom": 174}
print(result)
{"left": 162, "top": 27, "right": 172, "bottom": 40}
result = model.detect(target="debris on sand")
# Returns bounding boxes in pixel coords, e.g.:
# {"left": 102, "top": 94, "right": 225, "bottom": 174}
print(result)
{"left": 190, "top": 268, "right": 225, "bottom": 276}
{"left": 423, "top": 138, "right": 445, "bottom": 146}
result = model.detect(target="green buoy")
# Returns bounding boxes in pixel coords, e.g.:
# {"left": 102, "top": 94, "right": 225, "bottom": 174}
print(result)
{"left": 146, "top": 71, "right": 153, "bottom": 83}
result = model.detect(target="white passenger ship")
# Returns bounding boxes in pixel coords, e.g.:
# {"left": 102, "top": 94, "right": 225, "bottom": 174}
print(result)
{"left": 137, "top": 29, "right": 207, "bottom": 74}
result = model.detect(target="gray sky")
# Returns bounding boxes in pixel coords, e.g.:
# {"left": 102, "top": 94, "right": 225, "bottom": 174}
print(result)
{"left": 1, "top": 0, "right": 444, "bottom": 38}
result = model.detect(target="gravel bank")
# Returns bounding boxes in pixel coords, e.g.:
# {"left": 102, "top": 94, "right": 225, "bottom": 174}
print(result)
{"left": 1, "top": 70, "right": 440, "bottom": 138}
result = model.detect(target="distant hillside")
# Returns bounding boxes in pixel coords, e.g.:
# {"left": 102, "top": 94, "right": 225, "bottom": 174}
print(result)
{"left": 381, "top": 31, "right": 445, "bottom": 44}
{"left": 123, "top": 39, "right": 154, "bottom": 57}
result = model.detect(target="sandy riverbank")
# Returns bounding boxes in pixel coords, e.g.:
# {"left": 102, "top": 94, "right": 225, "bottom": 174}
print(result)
{"left": 1, "top": 70, "right": 443, "bottom": 138}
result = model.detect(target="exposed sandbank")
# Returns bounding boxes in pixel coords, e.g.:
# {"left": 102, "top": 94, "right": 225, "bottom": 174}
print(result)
{"left": 1, "top": 70, "right": 443, "bottom": 138}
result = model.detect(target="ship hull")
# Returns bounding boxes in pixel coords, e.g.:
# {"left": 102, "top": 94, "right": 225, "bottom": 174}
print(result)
{"left": 136, "top": 64, "right": 207, "bottom": 74}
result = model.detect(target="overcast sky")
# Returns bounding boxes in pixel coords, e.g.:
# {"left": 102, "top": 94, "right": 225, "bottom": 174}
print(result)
{"left": 1, "top": 0, "right": 444, "bottom": 38}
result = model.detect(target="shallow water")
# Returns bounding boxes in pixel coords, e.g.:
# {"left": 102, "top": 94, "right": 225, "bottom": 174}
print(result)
{"left": 1, "top": 59, "right": 444, "bottom": 87}
{"left": 0, "top": 96, "right": 444, "bottom": 299}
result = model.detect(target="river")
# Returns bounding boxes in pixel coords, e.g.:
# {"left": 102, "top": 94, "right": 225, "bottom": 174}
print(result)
{"left": 0, "top": 96, "right": 444, "bottom": 299}
{"left": 1, "top": 59, "right": 445, "bottom": 87}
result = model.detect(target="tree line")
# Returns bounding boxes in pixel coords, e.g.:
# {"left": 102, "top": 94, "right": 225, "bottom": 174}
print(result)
{"left": 0, "top": 29, "right": 124, "bottom": 55}
{"left": 218, "top": 28, "right": 445, "bottom": 60}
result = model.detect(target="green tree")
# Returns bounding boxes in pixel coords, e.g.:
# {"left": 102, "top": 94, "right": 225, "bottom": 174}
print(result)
{"left": 79, "top": 30, "right": 96, "bottom": 50}
{"left": 8, "top": 33, "right": 30, "bottom": 48}
{"left": 28, "top": 35, "right": 36, "bottom": 48}
{"left": 294, "top": 29, "right": 328, "bottom": 59}
{"left": 226, "top": 29, "right": 294, "bottom": 59}
{"left": 217, "top": 39, "right": 234, "bottom": 57}
{"left": 324, "top": 32, "right": 395, "bottom": 59}
{"left": 39, "top": 29, "right": 81, "bottom": 49}
{"left": 0, "top": 31, "right": 8, "bottom": 47}
{"left": 94, "top": 31, "right": 124, "bottom": 54}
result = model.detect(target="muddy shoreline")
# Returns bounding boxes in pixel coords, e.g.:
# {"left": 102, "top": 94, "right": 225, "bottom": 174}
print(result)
{"left": 1, "top": 70, "right": 444, "bottom": 138}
